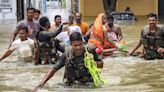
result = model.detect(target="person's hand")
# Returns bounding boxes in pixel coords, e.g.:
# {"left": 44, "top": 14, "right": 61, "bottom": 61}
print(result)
{"left": 62, "top": 22, "right": 68, "bottom": 25}
{"left": 157, "top": 47, "right": 164, "bottom": 53}
{"left": 128, "top": 51, "right": 133, "bottom": 56}
{"left": 33, "top": 83, "right": 43, "bottom": 92}
{"left": 96, "top": 61, "right": 103, "bottom": 69}
{"left": 58, "top": 24, "right": 63, "bottom": 30}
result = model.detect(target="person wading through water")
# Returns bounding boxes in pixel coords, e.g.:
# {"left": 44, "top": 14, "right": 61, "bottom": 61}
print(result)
{"left": 34, "top": 32, "right": 103, "bottom": 91}
{"left": 34, "top": 16, "right": 64, "bottom": 65}
{"left": 129, "top": 13, "right": 164, "bottom": 60}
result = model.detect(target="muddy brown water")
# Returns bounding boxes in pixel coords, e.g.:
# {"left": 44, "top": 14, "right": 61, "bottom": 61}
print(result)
{"left": 0, "top": 17, "right": 163, "bottom": 92}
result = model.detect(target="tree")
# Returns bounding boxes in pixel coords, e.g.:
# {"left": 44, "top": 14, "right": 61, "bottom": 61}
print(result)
{"left": 103, "top": 0, "right": 117, "bottom": 16}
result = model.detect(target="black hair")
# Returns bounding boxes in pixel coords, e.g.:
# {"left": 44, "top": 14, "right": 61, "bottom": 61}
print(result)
{"left": 70, "top": 32, "right": 83, "bottom": 42}
{"left": 108, "top": 15, "right": 114, "bottom": 20}
{"left": 69, "top": 15, "right": 74, "bottom": 18}
{"left": 34, "top": 9, "right": 41, "bottom": 14}
{"left": 26, "top": 7, "right": 35, "bottom": 12}
{"left": 54, "top": 15, "right": 61, "bottom": 20}
{"left": 19, "top": 26, "right": 28, "bottom": 33}
{"left": 39, "top": 16, "right": 50, "bottom": 27}
{"left": 125, "top": 6, "right": 130, "bottom": 11}
{"left": 147, "top": 13, "right": 157, "bottom": 19}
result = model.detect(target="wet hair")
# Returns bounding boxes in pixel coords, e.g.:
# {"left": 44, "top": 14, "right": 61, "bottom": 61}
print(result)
{"left": 26, "top": 7, "right": 35, "bottom": 12}
{"left": 147, "top": 13, "right": 157, "bottom": 19}
{"left": 19, "top": 26, "right": 28, "bottom": 33}
{"left": 54, "top": 15, "right": 61, "bottom": 20}
{"left": 70, "top": 32, "right": 83, "bottom": 42}
{"left": 39, "top": 16, "right": 49, "bottom": 27}
{"left": 34, "top": 9, "right": 41, "bottom": 14}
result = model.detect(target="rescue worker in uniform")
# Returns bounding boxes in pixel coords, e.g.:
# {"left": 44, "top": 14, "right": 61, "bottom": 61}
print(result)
{"left": 34, "top": 32, "right": 103, "bottom": 91}
{"left": 34, "top": 16, "right": 64, "bottom": 65}
{"left": 129, "top": 13, "right": 164, "bottom": 60}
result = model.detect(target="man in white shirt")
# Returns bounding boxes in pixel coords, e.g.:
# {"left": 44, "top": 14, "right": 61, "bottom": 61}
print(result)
{"left": 0, "top": 26, "right": 34, "bottom": 62}
{"left": 56, "top": 25, "right": 83, "bottom": 47}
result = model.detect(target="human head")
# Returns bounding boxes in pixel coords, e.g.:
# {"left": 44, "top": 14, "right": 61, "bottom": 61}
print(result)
{"left": 125, "top": 7, "right": 130, "bottom": 11}
{"left": 18, "top": 26, "right": 29, "bottom": 41}
{"left": 105, "top": 23, "right": 110, "bottom": 32}
{"left": 147, "top": 13, "right": 157, "bottom": 27}
{"left": 102, "top": 14, "right": 107, "bottom": 25}
{"left": 39, "top": 16, "right": 50, "bottom": 30}
{"left": 62, "top": 25, "right": 69, "bottom": 32}
{"left": 75, "top": 12, "right": 82, "bottom": 24}
{"left": 34, "top": 9, "right": 41, "bottom": 21}
{"left": 70, "top": 32, "right": 84, "bottom": 56}
{"left": 68, "top": 15, "right": 74, "bottom": 24}
{"left": 54, "top": 15, "right": 61, "bottom": 26}
{"left": 26, "top": 7, "right": 35, "bottom": 21}
{"left": 107, "top": 15, "right": 114, "bottom": 27}
{"left": 68, "top": 26, "right": 82, "bottom": 35}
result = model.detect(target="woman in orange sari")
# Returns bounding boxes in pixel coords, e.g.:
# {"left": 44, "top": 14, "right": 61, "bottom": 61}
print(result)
{"left": 88, "top": 13, "right": 116, "bottom": 49}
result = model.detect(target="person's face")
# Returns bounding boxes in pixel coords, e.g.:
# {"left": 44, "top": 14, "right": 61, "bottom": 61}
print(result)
{"left": 18, "top": 29, "right": 28, "bottom": 41}
{"left": 102, "top": 15, "right": 107, "bottom": 25}
{"left": 71, "top": 40, "right": 84, "bottom": 56}
{"left": 75, "top": 13, "right": 81, "bottom": 23}
{"left": 69, "top": 16, "right": 74, "bottom": 23}
{"left": 27, "top": 9, "right": 34, "bottom": 20}
{"left": 108, "top": 18, "right": 114, "bottom": 27}
{"left": 105, "top": 23, "right": 110, "bottom": 32}
{"left": 55, "top": 17, "right": 61, "bottom": 25}
{"left": 34, "top": 12, "right": 40, "bottom": 21}
{"left": 46, "top": 21, "right": 51, "bottom": 29}
{"left": 148, "top": 17, "right": 157, "bottom": 27}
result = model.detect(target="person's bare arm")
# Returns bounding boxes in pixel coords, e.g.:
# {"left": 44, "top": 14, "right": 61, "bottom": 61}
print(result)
{"left": 157, "top": 47, "right": 164, "bottom": 53}
{"left": 84, "top": 26, "right": 93, "bottom": 37}
{"left": 129, "top": 40, "right": 142, "bottom": 55}
{"left": 33, "top": 68, "right": 57, "bottom": 91}
{"left": 117, "top": 27, "right": 123, "bottom": 41}
{"left": 0, "top": 50, "right": 13, "bottom": 62}
{"left": 33, "top": 40, "right": 39, "bottom": 65}
{"left": 34, "top": 53, "right": 66, "bottom": 91}
{"left": 9, "top": 30, "right": 18, "bottom": 48}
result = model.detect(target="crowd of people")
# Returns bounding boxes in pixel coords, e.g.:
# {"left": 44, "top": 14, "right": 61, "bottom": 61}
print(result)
{"left": 0, "top": 7, "right": 164, "bottom": 91}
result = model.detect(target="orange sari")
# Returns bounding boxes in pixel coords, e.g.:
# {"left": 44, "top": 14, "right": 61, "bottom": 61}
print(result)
{"left": 88, "top": 13, "right": 115, "bottom": 49}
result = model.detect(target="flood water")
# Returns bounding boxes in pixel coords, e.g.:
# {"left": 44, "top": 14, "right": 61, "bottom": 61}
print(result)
{"left": 0, "top": 17, "right": 164, "bottom": 92}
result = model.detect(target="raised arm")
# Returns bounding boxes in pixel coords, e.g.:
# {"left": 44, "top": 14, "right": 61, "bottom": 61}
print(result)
{"left": 38, "top": 25, "right": 63, "bottom": 42}
{"left": 9, "top": 30, "right": 18, "bottom": 48}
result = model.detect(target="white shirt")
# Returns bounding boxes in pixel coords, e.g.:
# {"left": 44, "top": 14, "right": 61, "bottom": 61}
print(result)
{"left": 9, "top": 38, "right": 34, "bottom": 62}
{"left": 56, "top": 31, "right": 69, "bottom": 44}
{"left": 69, "top": 26, "right": 82, "bottom": 35}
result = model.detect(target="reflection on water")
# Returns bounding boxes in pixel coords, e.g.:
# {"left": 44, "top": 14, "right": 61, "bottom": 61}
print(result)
{"left": 0, "top": 17, "right": 164, "bottom": 92}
